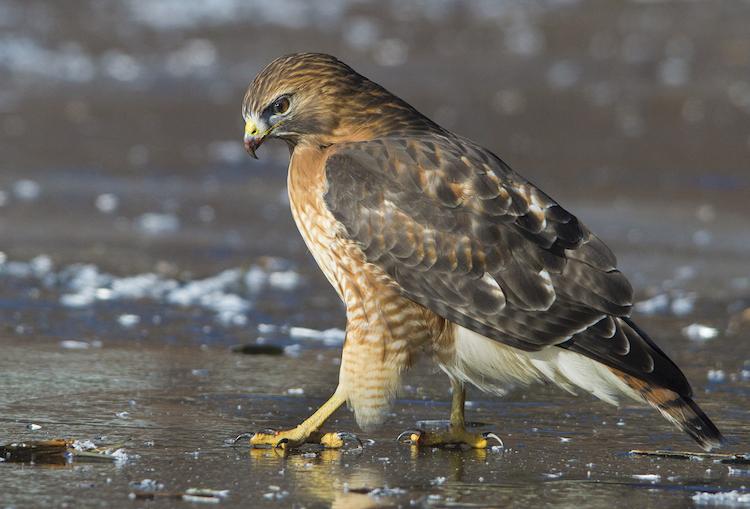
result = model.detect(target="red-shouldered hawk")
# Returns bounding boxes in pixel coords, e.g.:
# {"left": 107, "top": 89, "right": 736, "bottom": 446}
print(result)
{"left": 240, "top": 53, "right": 724, "bottom": 451}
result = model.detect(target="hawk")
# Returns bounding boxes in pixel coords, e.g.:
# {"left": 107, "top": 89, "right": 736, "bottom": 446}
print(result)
{"left": 240, "top": 53, "right": 724, "bottom": 451}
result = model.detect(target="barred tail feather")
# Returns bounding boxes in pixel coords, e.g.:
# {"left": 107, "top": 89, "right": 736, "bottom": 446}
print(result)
{"left": 614, "top": 369, "right": 726, "bottom": 451}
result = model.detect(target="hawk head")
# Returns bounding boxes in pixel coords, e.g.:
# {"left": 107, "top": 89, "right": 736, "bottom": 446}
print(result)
{"left": 242, "top": 52, "right": 439, "bottom": 157}
{"left": 241, "top": 53, "right": 365, "bottom": 157}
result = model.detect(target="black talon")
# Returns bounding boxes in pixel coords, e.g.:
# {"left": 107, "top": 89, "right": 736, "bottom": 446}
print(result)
{"left": 482, "top": 432, "right": 505, "bottom": 449}
{"left": 223, "top": 432, "right": 256, "bottom": 445}
{"left": 258, "top": 428, "right": 278, "bottom": 435}
{"left": 336, "top": 431, "right": 364, "bottom": 449}
{"left": 397, "top": 429, "right": 423, "bottom": 443}
{"left": 274, "top": 438, "right": 290, "bottom": 449}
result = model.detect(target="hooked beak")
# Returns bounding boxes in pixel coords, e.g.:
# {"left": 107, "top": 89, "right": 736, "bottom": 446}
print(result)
{"left": 244, "top": 120, "right": 264, "bottom": 159}
{"left": 244, "top": 119, "right": 285, "bottom": 159}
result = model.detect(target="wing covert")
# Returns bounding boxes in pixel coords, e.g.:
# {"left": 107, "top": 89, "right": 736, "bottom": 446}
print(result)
{"left": 322, "top": 135, "right": 687, "bottom": 392}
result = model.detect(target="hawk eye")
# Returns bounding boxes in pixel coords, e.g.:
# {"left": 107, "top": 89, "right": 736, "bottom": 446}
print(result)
{"left": 272, "top": 96, "right": 290, "bottom": 115}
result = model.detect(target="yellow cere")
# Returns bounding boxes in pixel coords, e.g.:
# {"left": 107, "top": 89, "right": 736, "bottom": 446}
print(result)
{"left": 245, "top": 120, "right": 259, "bottom": 136}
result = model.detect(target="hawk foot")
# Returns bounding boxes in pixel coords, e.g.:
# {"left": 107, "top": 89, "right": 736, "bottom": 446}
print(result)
{"left": 226, "top": 429, "right": 362, "bottom": 450}
{"left": 397, "top": 427, "right": 504, "bottom": 449}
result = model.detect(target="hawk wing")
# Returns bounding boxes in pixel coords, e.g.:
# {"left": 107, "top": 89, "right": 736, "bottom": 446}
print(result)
{"left": 323, "top": 135, "right": 691, "bottom": 395}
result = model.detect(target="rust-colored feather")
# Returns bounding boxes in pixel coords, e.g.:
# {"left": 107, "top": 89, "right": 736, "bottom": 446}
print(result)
{"left": 612, "top": 368, "right": 725, "bottom": 451}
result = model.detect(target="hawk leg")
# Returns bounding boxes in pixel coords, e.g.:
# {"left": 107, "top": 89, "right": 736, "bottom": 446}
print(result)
{"left": 241, "top": 388, "right": 353, "bottom": 450}
{"left": 400, "top": 379, "right": 503, "bottom": 449}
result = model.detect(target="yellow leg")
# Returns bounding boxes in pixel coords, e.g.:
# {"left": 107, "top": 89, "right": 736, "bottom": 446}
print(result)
{"left": 400, "top": 379, "right": 503, "bottom": 449}
{"left": 231, "top": 387, "right": 354, "bottom": 450}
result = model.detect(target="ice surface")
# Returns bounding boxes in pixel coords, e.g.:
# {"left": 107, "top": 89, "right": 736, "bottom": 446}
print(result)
{"left": 110, "top": 274, "right": 179, "bottom": 300}
{"left": 101, "top": 51, "right": 142, "bottom": 82}
{"left": 126, "top": 0, "right": 351, "bottom": 30}
{"left": 12, "top": 179, "right": 40, "bottom": 200}
{"left": 693, "top": 490, "right": 750, "bottom": 506}
{"left": 166, "top": 39, "right": 217, "bottom": 78}
{"left": 165, "top": 268, "right": 251, "bottom": 325}
{"left": 244, "top": 266, "right": 267, "bottom": 293}
{"left": 60, "top": 340, "right": 91, "bottom": 349}
{"left": 0, "top": 256, "right": 318, "bottom": 333}
{"left": 634, "top": 294, "right": 670, "bottom": 316}
{"left": 635, "top": 292, "right": 697, "bottom": 317}
{"left": 60, "top": 289, "right": 96, "bottom": 308}
{"left": 288, "top": 327, "right": 346, "bottom": 345}
{"left": 129, "top": 479, "right": 165, "bottom": 491}
{"left": 632, "top": 474, "right": 661, "bottom": 481}
{"left": 117, "top": 314, "right": 141, "bottom": 328}
{"left": 682, "top": 323, "right": 719, "bottom": 341}
{"left": 207, "top": 140, "right": 245, "bottom": 164}
{"left": 268, "top": 270, "right": 301, "bottom": 291}
{"left": 671, "top": 294, "right": 696, "bottom": 316}
{"left": 135, "top": 213, "right": 180, "bottom": 235}
{"left": 0, "top": 37, "right": 95, "bottom": 83}
{"left": 95, "top": 193, "right": 119, "bottom": 213}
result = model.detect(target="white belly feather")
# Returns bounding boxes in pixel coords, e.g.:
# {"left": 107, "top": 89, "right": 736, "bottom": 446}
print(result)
{"left": 438, "top": 326, "right": 641, "bottom": 406}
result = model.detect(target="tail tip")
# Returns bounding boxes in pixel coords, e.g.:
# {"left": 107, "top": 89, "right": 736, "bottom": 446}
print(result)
{"left": 681, "top": 398, "right": 726, "bottom": 451}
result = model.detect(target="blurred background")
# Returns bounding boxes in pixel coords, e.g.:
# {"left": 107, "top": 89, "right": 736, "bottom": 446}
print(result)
{"left": 1, "top": 0, "right": 749, "bottom": 264}
{"left": 1, "top": 1, "right": 749, "bottom": 506}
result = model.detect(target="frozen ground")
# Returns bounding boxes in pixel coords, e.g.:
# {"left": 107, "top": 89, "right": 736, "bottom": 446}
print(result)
{"left": 1, "top": 0, "right": 749, "bottom": 507}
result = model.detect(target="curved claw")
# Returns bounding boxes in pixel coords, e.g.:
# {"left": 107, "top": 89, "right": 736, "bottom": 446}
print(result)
{"left": 274, "top": 438, "right": 290, "bottom": 450}
{"left": 258, "top": 428, "right": 278, "bottom": 435}
{"left": 336, "top": 431, "right": 364, "bottom": 450}
{"left": 482, "top": 432, "right": 505, "bottom": 449}
{"left": 223, "top": 432, "right": 256, "bottom": 445}
{"left": 396, "top": 429, "right": 424, "bottom": 444}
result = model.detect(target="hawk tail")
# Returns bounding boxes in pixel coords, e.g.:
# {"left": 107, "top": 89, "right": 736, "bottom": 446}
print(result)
{"left": 614, "top": 370, "right": 726, "bottom": 451}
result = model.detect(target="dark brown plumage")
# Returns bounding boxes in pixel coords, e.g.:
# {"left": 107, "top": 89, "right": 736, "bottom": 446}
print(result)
{"left": 241, "top": 52, "right": 724, "bottom": 451}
